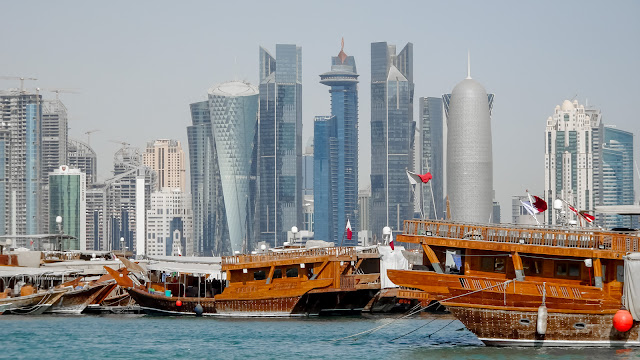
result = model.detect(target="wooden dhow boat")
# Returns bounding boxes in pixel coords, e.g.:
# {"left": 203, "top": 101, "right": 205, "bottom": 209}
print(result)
{"left": 216, "top": 246, "right": 380, "bottom": 317}
{"left": 1, "top": 288, "right": 68, "bottom": 315}
{"left": 388, "top": 219, "right": 640, "bottom": 347}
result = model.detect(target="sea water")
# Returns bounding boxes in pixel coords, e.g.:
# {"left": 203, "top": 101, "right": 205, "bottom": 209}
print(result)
{"left": 0, "top": 314, "right": 636, "bottom": 359}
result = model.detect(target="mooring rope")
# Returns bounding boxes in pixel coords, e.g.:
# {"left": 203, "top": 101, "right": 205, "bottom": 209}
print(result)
{"left": 331, "top": 278, "right": 516, "bottom": 342}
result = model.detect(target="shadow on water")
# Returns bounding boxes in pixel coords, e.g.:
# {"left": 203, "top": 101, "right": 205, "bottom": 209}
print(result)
{"left": 0, "top": 314, "right": 637, "bottom": 359}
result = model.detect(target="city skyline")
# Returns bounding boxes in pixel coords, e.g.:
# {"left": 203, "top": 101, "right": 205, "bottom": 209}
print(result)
{"left": 1, "top": 1, "right": 639, "bottom": 221}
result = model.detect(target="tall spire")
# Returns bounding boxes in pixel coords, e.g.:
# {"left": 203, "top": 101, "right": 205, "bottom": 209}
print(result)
{"left": 338, "top": 37, "right": 347, "bottom": 64}
{"left": 466, "top": 50, "right": 471, "bottom": 79}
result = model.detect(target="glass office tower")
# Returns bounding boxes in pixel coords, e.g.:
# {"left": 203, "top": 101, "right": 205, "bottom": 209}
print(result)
{"left": 313, "top": 115, "right": 337, "bottom": 243}
{"left": 258, "top": 44, "right": 303, "bottom": 247}
{"left": 208, "top": 81, "right": 259, "bottom": 253}
{"left": 370, "top": 42, "right": 414, "bottom": 240}
{"left": 419, "top": 97, "right": 444, "bottom": 220}
{"left": 187, "top": 101, "right": 230, "bottom": 256}
{"left": 317, "top": 42, "right": 359, "bottom": 245}
{"left": 49, "top": 166, "right": 86, "bottom": 250}
{"left": 599, "top": 126, "right": 634, "bottom": 228}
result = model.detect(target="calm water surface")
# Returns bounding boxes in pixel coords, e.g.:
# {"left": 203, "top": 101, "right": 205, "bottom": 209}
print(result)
{"left": 0, "top": 314, "right": 637, "bottom": 359}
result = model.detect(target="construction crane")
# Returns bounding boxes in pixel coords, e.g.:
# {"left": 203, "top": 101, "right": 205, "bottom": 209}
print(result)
{"left": 109, "top": 140, "right": 131, "bottom": 148}
{"left": 44, "top": 88, "right": 81, "bottom": 100}
{"left": 0, "top": 76, "right": 38, "bottom": 92}
{"left": 85, "top": 129, "right": 100, "bottom": 146}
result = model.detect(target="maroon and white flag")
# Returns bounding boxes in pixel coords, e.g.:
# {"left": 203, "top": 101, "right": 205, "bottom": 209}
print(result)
{"left": 406, "top": 170, "right": 433, "bottom": 185}
{"left": 346, "top": 219, "right": 352, "bottom": 241}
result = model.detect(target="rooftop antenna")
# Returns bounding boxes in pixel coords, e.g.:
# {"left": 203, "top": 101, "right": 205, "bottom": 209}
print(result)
{"left": 466, "top": 50, "right": 471, "bottom": 79}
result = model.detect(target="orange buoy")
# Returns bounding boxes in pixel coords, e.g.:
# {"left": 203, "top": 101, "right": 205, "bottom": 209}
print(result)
{"left": 176, "top": 300, "right": 182, "bottom": 307}
{"left": 613, "top": 309, "right": 633, "bottom": 332}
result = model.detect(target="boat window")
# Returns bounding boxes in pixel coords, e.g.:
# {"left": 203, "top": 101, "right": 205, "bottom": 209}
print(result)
{"left": 556, "top": 262, "right": 581, "bottom": 278}
{"left": 574, "top": 322, "right": 586, "bottom": 330}
{"left": 273, "top": 269, "right": 282, "bottom": 279}
{"left": 523, "top": 258, "right": 543, "bottom": 276}
{"left": 253, "top": 270, "right": 266, "bottom": 281}
{"left": 481, "top": 256, "right": 506, "bottom": 273}
{"left": 286, "top": 267, "right": 298, "bottom": 278}
{"left": 568, "top": 264, "right": 580, "bottom": 277}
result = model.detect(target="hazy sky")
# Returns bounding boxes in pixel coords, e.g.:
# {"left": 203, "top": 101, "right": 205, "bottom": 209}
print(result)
{"left": 2, "top": 1, "right": 639, "bottom": 221}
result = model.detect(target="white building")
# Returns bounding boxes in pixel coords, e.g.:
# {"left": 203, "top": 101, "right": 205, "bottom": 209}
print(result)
{"left": 544, "top": 100, "right": 601, "bottom": 224}
{"left": 146, "top": 188, "right": 193, "bottom": 256}
{"left": 143, "top": 139, "right": 186, "bottom": 192}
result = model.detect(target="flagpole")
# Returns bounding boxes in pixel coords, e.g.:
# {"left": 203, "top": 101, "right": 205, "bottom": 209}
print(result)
{"left": 525, "top": 190, "right": 540, "bottom": 225}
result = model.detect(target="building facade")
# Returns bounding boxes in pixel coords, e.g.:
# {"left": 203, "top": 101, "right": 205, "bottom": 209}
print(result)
{"left": 146, "top": 188, "right": 193, "bottom": 256}
{"left": 208, "top": 81, "right": 259, "bottom": 253}
{"left": 143, "top": 139, "right": 186, "bottom": 192}
{"left": 188, "top": 101, "right": 229, "bottom": 256}
{"left": 313, "top": 115, "right": 337, "bottom": 242}
{"left": 49, "top": 166, "right": 86, "bottom": 250}
{"left": 258, "top": 44, "right": 303, "bottom": 247}
{"left": 443, "top": 68, "right": 494, "bottom": 223}
{"left": 317, "top": 41, "right": 359, "bottom": 246}
{"left": 369, "top": 42, "right": 415, "bottom": 240}
{"left": 67, "top": 139, "right": 97, "bottom": 185}
{"left": 544, "top": 100, "right": 598, "bottom": 225}
{"left": 0, "top": 91, "right": 42, "bottom": 240}
{"left": 418, "top": 97, "right": 444, "bottom": 220}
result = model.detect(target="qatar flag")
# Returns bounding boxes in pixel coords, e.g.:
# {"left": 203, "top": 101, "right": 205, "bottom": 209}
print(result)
{"left": 406, "top": 170, "right": 433, "bottom": 185}
{"left": 346, "top": 219, "right": 352, "bottom": 241}
{"left": 526, "top": 193, "right": 547, "bottom": 213}
{"left": 579, "top": 211, "right": 595, "bottom": 223}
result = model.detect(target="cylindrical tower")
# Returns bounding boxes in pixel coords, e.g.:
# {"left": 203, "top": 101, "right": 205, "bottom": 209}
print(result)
{"left": 446, "top": 76, "right": 493, "bottom": 223}
{"left": 208, "top": 81, "right": 259, "bottom": 253}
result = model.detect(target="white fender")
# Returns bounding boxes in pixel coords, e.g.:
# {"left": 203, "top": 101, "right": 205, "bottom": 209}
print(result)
{"left": 537, "top": 305, "right": 548, "bottom": 335}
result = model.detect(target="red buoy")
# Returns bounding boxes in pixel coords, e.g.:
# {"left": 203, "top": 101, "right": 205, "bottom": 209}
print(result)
{"left": 613, "top": 309, "right": 633, "bottom": 332}
{"left": 176, "top": 300, "right": 182, "bottom": 307}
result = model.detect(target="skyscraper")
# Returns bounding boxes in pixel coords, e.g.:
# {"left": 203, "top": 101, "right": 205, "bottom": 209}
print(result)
{"left": 208, "top": 81, "right": 259, "bottom": 253}
{"left": 143, "top": 139, "right": 186, "bottom": 191}
{"left": 313, "top": 115, "right": 337, "bottom": 242}
{"left": 0, "top": 90, "right": 42, "bottom": 239}
{"left": 146, "top": 188, "right": 193, "bottom": 256}
{"left": 107, "top": 146, "right": 156, "bottom": 255}
{"left": 548, "top": 101, "right": 635, "bottom": 228}
{"left": 0, "top": 121, "right": 9, "bottom": 236}
{"left": 49, "top": 165, "right": 86, "bottom": 250}
{"left": 418, "top": 97, "right": 444, "bottom": 220}
{"left": 258, "top": 44, "right": 303, "bottom": 247}
{"left": 545, "top": 100, "right": 598, "bottom": 225}
{"left": 67, "top": 139, "right": 97, "bottom": 184}
{"left": 444, "top": 62, "right": 494, "bottom": 223}
{"left": 316, "top": 40, "right": 359, "bottom": 245}
{"left": 599, "top": 127, "right": 635, "bottom": 228}
{"left": 370, "top": 42, "right": 414, "bottom": 239}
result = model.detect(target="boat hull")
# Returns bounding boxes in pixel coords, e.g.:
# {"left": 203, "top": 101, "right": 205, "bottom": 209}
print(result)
{"left": 1, "top": 290, "right": 66, "bottom": 315}
{"left": 48, "top": 284, "right": 109, "bottom": 314}
{"left": 126, "top": 288, "right": 216, "bottom": 316}
{"left": 448, "top": 305, "right": 640, "bottom": 347}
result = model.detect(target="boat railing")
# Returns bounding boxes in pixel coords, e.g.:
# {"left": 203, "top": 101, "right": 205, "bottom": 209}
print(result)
{"left": 222, "top": 247, "right": 356, "bottom": 265}
{"left": 402, "top": 219, "right": 640, "bottom": 253}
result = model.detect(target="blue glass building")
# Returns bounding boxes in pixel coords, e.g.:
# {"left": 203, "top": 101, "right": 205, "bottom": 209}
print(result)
{"left": 187, "top": 101, "right": 230, "bottom": 256}
{"left": 0, "top": 93, "right": 42, "bottom": 241}
{"left": 316, "top": 42, "right": 359, "bottom": 245}
{"left": 208, "top": 81, "right": 259, "bottom": 253}
{"left": 369, "top": 42, "right": 414, "bottom": 240}
{"left": 599, "top": 126, "right": 634, "bottom": 228}
{"left": 258, "top": 44, "right": 303, "bottom": 247}
{"left": 313, "top": 116, "right": 337, "bottom": 242}
{"left": 418, "top": 97, "right": 444, "bottom": 220}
